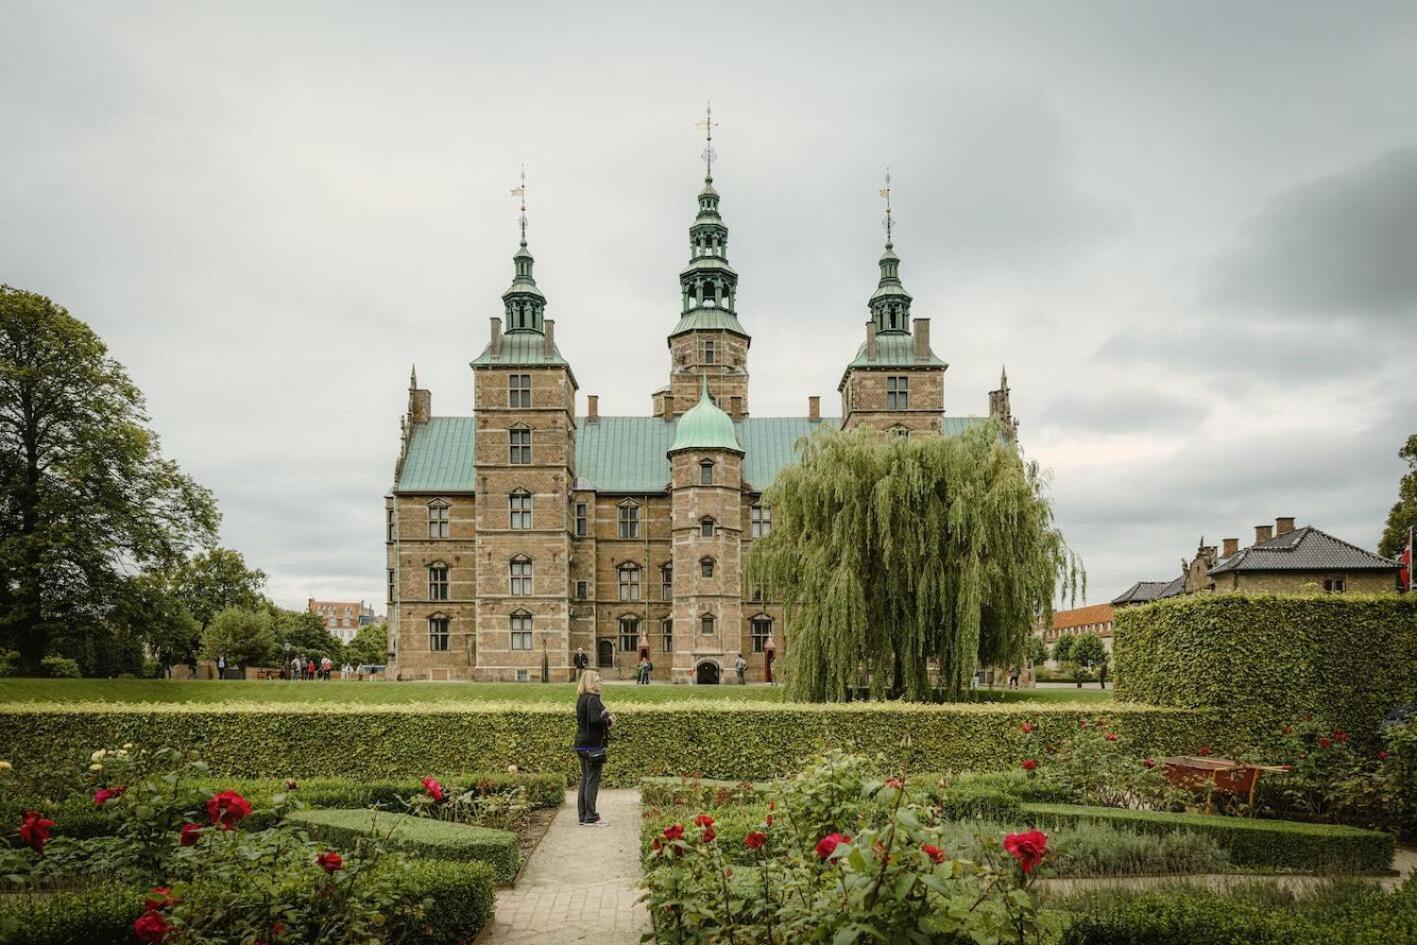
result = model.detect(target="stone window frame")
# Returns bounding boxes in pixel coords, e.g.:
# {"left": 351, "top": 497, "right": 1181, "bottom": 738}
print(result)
{"left": 575, "top": 580, "right": 589, "bottom": 600}
{"left": 699, "top": 612, "right": 716, "bottom": 636}
{"left": 508, "top": 373, "right": 531, "bottom": 408}
{"left": 574, "top": 502, "right": 588, "bottom": 537}
{"left": 1323, "top": 574, "right": 1348, "bottom": 594}
{"left": 703, "top": 339, "right": 716, "bottom": 365}
{"left": 750, "top": 504, "right": 771, "bottom": 538}
{"left": 617, "top": 499, "right": 640, "bottom": 539}
{"left": 509, "top": 610, "right": 533, "bottom": 651}
{"left": 508, "top": 490, "right": 533, "bottom": 529}
{"left": 660, "top": 616, "right": 674, "bottom": 652}
{"left": 386, "top": 507, "right": 396, "bottom": 542}
{"left": 660, "top": 563, "right": 673, "bottom": 600}
{"left": 427, "top": 614, "right": 451, "bottom": 652}
{"left": 618, "top": 614, "right": 640, "bottom": 652}
{"left": 886, "top": 376, "right": 909, "bottom": 411}
{"left": 509, "top": 555, "right": 533, "bottom": 596}
{"left": 750, "top": 614, "right": 773, "bottom": 653}
{"left": 508, "top": 424, "right": 532, "bottom": 465}
{"left": 617, "top": 562, "right": 641, "bottom": 601}
{"left": 700, "top": 556, "right": 715, "bottom": 579}
{"left": 386, "top": 569, "right": 395, "bottom": 604}
{"left": 699, "top": 516, "right": 716, "bottom": 539}
{"left": 427, "top": 499, "right": 451, "bottom": 539}
{"left": 699, "top": 460, "right": 715, "bottom": 485}
{"left": 427, "top": 562, "right": 450, "bottom": 601}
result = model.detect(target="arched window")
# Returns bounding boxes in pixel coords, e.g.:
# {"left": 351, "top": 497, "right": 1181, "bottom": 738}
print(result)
{"left": 700, "top": 613, "right": 716, "bottom": 636}
{"left": 427, "top": 563, "right": 449, "bottom": 601}
{"left": 750, "top": 504, "right": 772, "bottom": 538}
{"left": 751, "top": 615, "right": 774, "bottom": 653}
{"left": 509, "top": 425, "right": 531, "bottom": 464}
{"left": 618, "top": 500, "right": 640, "bottom": 539}
{"left": 700, "top": 517, "right": 715, "bottom": 538}
{"left": 660, "top": 564, "right": 673, "bottom": 600}
{"left": 618, "top": 563, "right": 640, "bottom": 601}
{"left": 510, "top": 611, "right": 532, "bottom": 650}
{"left": 699, "top": 460, "right": 714, "bottom": 485}
{"left": 618, "top": 616, "right": 640, "bottom": 652}
{"left": 427, "top": 500, "right": 450, "bottom": 539}
{"left": 887, "top": 424, "right": 909, "bottom": 439}
{"left": 700, "top": 557, "right": 715, "bottom": 578}
{"left": 509, "top": 556, "right": 532, "bottom": 596}
{"left": 508, "top": 490, "right": 532, "bottom": 529}
{"left": 428, "top": 614, "right": 450, "bottom": 652}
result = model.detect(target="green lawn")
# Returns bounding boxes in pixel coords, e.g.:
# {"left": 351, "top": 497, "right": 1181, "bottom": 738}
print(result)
{"left": 0, "top": 677, "right": 1114, "bottom": 706}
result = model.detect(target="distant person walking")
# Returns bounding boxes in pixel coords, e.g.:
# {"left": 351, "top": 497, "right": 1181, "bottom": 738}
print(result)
{"left": 573, "top": 670, "right": 613, "bottom": 827}
{"left": 320, "top": 656, "right": 333, "bottom": 680}
{"left": 306, "top": 657, "right": 316, "bottom": 681}
{"left": 637, "top": 657, "right": 652, "bottom": 685}
{"left": 734, "top": 654, "right": 748, "bottom": 686}
{"left": 573, "top": 647, "right": 588, "bottom": 680}
{"left": 216, "top": 655, "right": 226, "bottom": 679}
{"left": 290, "top": 655, "right": 302, "bottom": 681}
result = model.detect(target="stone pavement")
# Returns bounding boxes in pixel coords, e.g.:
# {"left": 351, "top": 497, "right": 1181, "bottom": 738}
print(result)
{"left": 478, "top": 788, "right": 650, "bottom": 944}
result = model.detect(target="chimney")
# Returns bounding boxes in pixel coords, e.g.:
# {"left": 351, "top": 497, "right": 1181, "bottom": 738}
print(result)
{"left": 1275, "top": 516, "right": 1295, "bottom": 536}
{"left": 409, "top": 387, "right": 431, "bottom": 424}
{"left": 913, "top": 318, "right": 930, "bottom": 361}
{"left": 808, "top": 395, "right": 821, "bottom": 421}
{"left": 865, "top": 321, "right": 878, "bottom": 361}
{"left": 587, "top": 394, "right": 599, "bottom": 422}
{"left": 1222, "top": 537, "right": 1239, "bottom": 557}
{"left": 1254, "top": 524, "right": 1273, "bottom": 545}
{"left": 662, "top": 392, "right": 674, "bottom": 421}
{"left": 489, "top": 317, "right": 502, "bottom": 358}
{"left": 543, "top": 319, "right": 555, "bottom": 358}
{"left": 730, "top": 395, "right": 742, "bottom": 417}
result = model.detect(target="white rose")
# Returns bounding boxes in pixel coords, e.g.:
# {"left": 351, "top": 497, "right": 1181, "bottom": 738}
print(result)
{"left": 0, "top": 760, "right": 12, "bottom": 771}
{"left": 89, "top": 763, "right": 103, "bottom": 772}
{"left": 90, "top": 749, "right": 107, "bottom": 762}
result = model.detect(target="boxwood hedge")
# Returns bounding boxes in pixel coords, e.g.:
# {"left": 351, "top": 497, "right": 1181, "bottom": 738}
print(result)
{"left": 288, "top": 808, "right": 520, "bottom": 883}
{"left": 1022, "top": 803, "right": 1394, "bottom": 873}
{"left": 1114, "top": 594, "right": 1417, "bottom": 744}
{"left": 0, "top": 701, "right": 1215, "bottom": 788}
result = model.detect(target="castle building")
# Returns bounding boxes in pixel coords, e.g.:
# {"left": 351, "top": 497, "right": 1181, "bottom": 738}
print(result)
{"left": 384, "top": 161, "right": 1016, "bottom": 683}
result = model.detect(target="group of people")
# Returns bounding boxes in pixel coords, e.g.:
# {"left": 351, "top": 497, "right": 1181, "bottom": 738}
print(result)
{"left": 287, "top": 655, "right": 346, "bottom": 680}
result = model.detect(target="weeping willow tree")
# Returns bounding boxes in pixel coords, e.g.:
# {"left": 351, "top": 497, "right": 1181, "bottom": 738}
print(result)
{"left": 747, "top": 422, "right": 1082, "bottom": 702}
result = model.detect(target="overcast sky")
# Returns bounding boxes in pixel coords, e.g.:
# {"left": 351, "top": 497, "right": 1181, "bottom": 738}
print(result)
{"left": 4, "top": 1, "right": 1415, "bottom": 610}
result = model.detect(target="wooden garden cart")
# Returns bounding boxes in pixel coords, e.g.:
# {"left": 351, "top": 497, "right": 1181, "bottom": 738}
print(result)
{"left": 1160, "top": 756, "right": 1290, "bottom": 813}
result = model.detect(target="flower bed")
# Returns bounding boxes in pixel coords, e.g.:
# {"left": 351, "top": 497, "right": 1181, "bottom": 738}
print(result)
{"left": 287, "top": 809, "right": 521, "bottom": 883}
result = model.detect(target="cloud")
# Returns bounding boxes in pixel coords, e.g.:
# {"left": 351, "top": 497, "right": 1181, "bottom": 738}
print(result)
{"left": 1035, "top": 388, "right": 1208, "bottom": 435}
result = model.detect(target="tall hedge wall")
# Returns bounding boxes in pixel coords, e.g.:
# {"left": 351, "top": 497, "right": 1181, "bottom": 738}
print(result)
{"left": 0, "top": 701, "right": 1214, "bottom": 787}
{"left": 1114, "top": 594, "right": 1417, "bottom": 744}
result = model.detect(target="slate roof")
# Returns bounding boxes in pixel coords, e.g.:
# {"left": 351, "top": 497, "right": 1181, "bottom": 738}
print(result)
{"left": 1208, "top": 526, "right": 1399, "bottom": 575}
{"left": 1110, "top": 581, "right": 1173, "bottom": 606}
{"left": 396, "top": 414, "right": 990, "bottom": 496}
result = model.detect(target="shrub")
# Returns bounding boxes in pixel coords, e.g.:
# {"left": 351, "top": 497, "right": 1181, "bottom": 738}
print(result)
{"left": 0, "top": 649, "right": 18, "bottom": 678}
{"left": 937, "top": 783, "right": 1024, "bottom": 822}
{"left": 391, "top": 860, "right": 497, "bottom": 945}
{"left": 0, "top": 884, "right": 145, "bottom": 945}
{"left": 639, "top": 776, "right": 769, "bottom": 809}
{"left": 1114, "top": 594, "right": 1417, "bottom": 747}
{"left": 288, "top": 808, "right": 520, "bottom": 883}
{"left": 1022, "top": 802, "right": 1393, "bottom": 873}
{"left": 38, "top": 656, "right": 81, "bottom": 679}
{"left": 0, "top": 701, "right": 1214, "bottom": 788}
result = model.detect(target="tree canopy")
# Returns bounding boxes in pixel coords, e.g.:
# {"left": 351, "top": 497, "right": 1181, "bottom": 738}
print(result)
{"left": 345, "top": 622, "right": 388, "bottom": 666}
{"left": 1379, "top": 434, "right": 1417, "bottom": 559}
{"left": 170, "top": 548, "right": 266, "bottom": 629}
{"left": 201, "top": 607, "right": 277, "bottom": 669}
{"left": 270, "top": 606, "right": 343, "bottom": 662}
{"left": 0, "top": 286, "right": 218, "bottom": 672}
{"left": 747, "top": 423, "right": 1081, "bottom": 702}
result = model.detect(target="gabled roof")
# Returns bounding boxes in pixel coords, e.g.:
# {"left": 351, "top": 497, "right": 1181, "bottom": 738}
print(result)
{"left": 1110, "top": 580, "right": 1173, "bottom": 606}
{"left": 1052, "top": 603, "right": 1115, "bottom": 630}
{"left": 842, "top": 333, "right": 947, "bottom": 370}
{"left": 397, "top": 417, "right": 476, "bottom": 493}
{"left": 1208, "top": 525, "right": 1399, "bottom": 575}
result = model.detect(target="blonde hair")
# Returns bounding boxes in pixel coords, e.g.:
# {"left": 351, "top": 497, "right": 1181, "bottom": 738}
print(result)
{"left": 577, "top": 670, "right": 602, "bottom": 695}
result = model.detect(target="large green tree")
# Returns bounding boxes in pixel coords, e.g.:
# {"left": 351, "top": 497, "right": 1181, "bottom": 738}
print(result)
{"left": 170, "top": 548, "right": 266, "bottom": 630}
{"left": 108, "top": 573, "right": 201, "bottom": 675}
{"left": 747, "top": 424, "right": 1081, "bottom": 702}
{"left": 201, "top": 607, "right": 276, "bottom": 670}
{"left": 269, "top": 605, "right": 343, "bottom": 662}
{"left": 0, "top": 286, "right": 218, "bottom": 672}
{"left": 345, "top": 622, "right": 388, "bottom": 667}
{"left": 1379, "top": 434, "right": 1417, "bottom": 558}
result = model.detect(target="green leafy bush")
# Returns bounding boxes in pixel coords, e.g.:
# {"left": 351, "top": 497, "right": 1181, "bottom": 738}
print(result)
{"left": 0, "top": 701, "right": 1214, "bottom": 788}
{"left": 640, "top": 776, "right": 769, "bottom": 809}
{"left": 937, "top": 783, "right": 1024, "bottom": 822}
{"left": 0, "top": 884, "right": 145, "bottom": 945}
{"left": 1114, "top": 594, "right": 1417, "bottom": 747}
{"left": 288, "top": 808, "right": 520, "bottom": 882}
{"left": 38, "top": 656, "right": 81, "bottom": 679}
{"left": 1023, "top": 803, "right": 1393, "bottom": 873}
{"left": 391, "top": 860, "right": 497, "bottom": 945}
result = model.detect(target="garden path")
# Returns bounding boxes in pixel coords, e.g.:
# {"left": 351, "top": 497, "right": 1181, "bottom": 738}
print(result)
{"left": 478, "top": 788, "right": 649, "bottom": 945}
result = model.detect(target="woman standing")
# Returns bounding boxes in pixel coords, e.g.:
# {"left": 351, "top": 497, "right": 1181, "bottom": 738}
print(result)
{"left": 573, "top": 670, "right": 613, "bottom": 826}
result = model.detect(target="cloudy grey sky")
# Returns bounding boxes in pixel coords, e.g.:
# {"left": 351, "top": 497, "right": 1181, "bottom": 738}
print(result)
{"left": 4, "top": 1, "right": 1415, "bottom": 609}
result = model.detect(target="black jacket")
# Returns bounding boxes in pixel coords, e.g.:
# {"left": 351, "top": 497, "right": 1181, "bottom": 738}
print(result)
{"left": 573, "top": 651, "right": 589, "bottom": 669}
{"left": 574, "top": 692, "right": 610, "bottom": 751}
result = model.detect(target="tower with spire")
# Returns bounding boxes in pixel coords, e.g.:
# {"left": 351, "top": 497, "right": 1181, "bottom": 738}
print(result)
{"left": 838, "top": 169, "right": 948, "bottom": 433}
{"left": 660, "top": 103, "right": 751, "bottom": 421}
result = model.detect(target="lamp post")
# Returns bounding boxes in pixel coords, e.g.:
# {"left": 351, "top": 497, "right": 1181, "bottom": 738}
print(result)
{"left": 540, "top": 630, "right": 549, "bottom": 683}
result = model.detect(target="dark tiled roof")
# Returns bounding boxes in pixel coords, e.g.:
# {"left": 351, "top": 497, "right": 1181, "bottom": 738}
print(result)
{"left": 1208, "top": 526, "right": 1398, "bottom": 575}
{"left": 1157, "top": 575, "right": 1185, "bottom": 598}
{"left": 1110, "top": 580, "right": 1173, "bottom": 605}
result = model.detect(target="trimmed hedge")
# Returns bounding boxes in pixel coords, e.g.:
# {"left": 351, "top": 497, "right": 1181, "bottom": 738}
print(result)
{"left": 1114, "top": 594, "right": 1417, "bottom": 744}
{"left": 288, "top": 808, "right": 520, "bottom": 882}
{"left": 389, "top": 860, "right": 497, "bottom": 945}
{"left": 639, "top": 776, "right": 770, "bottom": 808}
{"left": 1022, "top": 803, "right": 1394, "bottom": 874}
{"left": 0, "top": 701, "right": 1215, "bottom": 788}
{"left": 0, "top": 884, "right": 145, "bottom": 945}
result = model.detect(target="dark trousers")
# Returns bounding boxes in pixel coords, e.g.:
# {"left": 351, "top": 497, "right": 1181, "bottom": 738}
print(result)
{"left": 577, "top": 752, "right": 604, "bottom": 823}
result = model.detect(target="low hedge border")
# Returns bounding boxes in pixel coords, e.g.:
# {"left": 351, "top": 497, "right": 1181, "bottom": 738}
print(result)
{"left": 1022, "top": 803, "right": 1394, "bottom": 874}
{"left": 288, "top": 808, "right": 520, "bottom": 883}
{"left": 0, "top": 701, "right": 1217, "bottom": 788}
{"left": 386, "top": 859, "right": 497, "bottom": 945}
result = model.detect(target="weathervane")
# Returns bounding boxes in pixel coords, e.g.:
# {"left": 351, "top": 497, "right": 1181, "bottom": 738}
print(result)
{"left": 694, "top": 102, "right": 718, "bottom": 180}
{"left": 879, "top": 166, "right": 894, "bottom": 247}
{"left": 509, "top": 165, "right": 527, "bottom": 244}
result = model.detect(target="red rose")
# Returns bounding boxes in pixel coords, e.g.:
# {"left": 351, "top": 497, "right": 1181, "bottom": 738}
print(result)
{"left": 1379, "top": 751, "right": 1390, "bottom": 762}
{"left": 693, "top": 813, "right": 715, "bottom": 828}
{"left": 18, "top": 811, "right": 55, "bottom": 854}
{"left": 921, "top": 843, "right": 946, "bottom": 864}
{"left": 1333, "top": 731, "right": 1350, "bottom": 744}
{"left": 1198, "top": 745, "right": 1212, "bottom": 757}
{"left": 206, "top": 790, "right": 252, "bottom": 830}
{"left": 815, "top": 832, "right": 850, "bottom": 860}
{"left": 1021, "top": 759, "right": 1038, "bottom": 772}
{"left": 702, "top": 826, "right": 716, "bottom": 843}
{"left": 1105, "top": 732, "right": 1118, "bottom": 742}
{"left": 1142, "top": 758, "right": 1156, "bottom": 769}
{"left": 1021, "top": 722, "right": 1035, "bottom": 734}
{"left": 179, "top": 822, "right": 203, "bottom": 846}
{"left": 745, "top": 831, "right": 767, "bottom": 849}
{"left": 133, "top": 909, "right": 171, "bottom": 944}
{"left": 663, "top": 824, "right": 685, "bottom": 842}
{"left": 1003, "top": 829, "right": 1048, "bottom": 874}
{"left": 1318, "top": 736, "right": 1332, "bottom": 750}
{"left": 145, "top": 887, "right": 181, "bottom": 911}
{"left": 94, "top": 787, "right": 117, "bottom": 806}
{"left": 421, "top": 777, "right": 445, "bottom": 803}
{"left": 885, "top": 777, "right": 903, "bottom": 789}
{"left": 316, "top": 851, "right": 344, "bottom": 873}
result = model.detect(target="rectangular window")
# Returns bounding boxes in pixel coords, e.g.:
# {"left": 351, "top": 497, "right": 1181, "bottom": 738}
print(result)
{"left": 428, "top": 503, "right": 449, "bottom": 539}
{"left": 886, "top": 376, "right": 909, "bottom": 411}
{"left": 661, "top": 617, "right": 674, "bottom": 652}
{"left": 386, "top": 508, "right": 396, "bottom": 542}
{"left": 509, "top": 427, "right": 532, "bottom": 464}
{"left": 700, "top": 518, "right": 714, "bottom": 538}
{"left": 428, "top": 617, "right": 450, "bottom": 652}
{"left": 575, "top": 580, "right": 588, "bottom": 600}
{"left": 428, "top": 565, "right": 449, "bottom": 601}
{"left": 700, "top": 461, "right": 714, "bottom": 485}
{"left": 510, "top": 613, "right": 533, "bottom": 650}
{"left": 703, "top": 340, "right": 716, "bottom": 365}
{"left": 510, "top": 559, "right": 532, "bottom": 596}
{"left": 700, "top": 614, "right": 715, "bottom": 635}
{"left": 619, "top": 618, "right": 639, "bottom": 652}
{"left": 618, "top": 503, "right": 639, "bottom": 539}
{"left": 387, "top": 569, "right": 395, "bottom": 603}
{"left": 508, "top": 374, "right": 531, "bottom": 408}
{"left": 750, "top": 505, "right": 772, "bottom": 538}
{"left": 575, "top": 502, "right": 588, "bottom": 537}
{"left": 751, "top": 617, "right": 773, "bottom": 653}
{"left": 701, "top": 558, "right": 714, "bottom": 578}
{"left": 618, "top": 565, "right": 640, "bottom": 601}
{"left": 1323, "top": 575, "right": 1347, "bottom": 594}
{"left": 515, "top": 669, "right": 529, "bottom": 682}
{"left": 661, "top": 566, "right": 673, "bottom": 600}
{"left": 509, "top": 493, "right": 532, "bottom": 529}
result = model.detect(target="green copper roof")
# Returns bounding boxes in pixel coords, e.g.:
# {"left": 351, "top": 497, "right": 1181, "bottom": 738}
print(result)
{"left": 842, "top": 333, "right": 947, "bottom": 371}
{"left": 396, "top": 417, "right": 477, "bottom": 492}
{"left": 668, "top": 309, "right": 749, "bottom": 338}
{"left": 470, "top": 333, "right": 575, "bottom": 379}
{"left": 669, "top": 382, "right": 743, "bottom": 454}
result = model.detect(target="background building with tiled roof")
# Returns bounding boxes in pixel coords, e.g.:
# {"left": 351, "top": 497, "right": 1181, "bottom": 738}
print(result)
{"left": 1041, "top": 603, "right": 1116, "bottom": 653}
{"left": 384, "top": 161, "right": 1015, "bottom": 683}
{"left": 307, "top": 599, "right": 380, "bottom": 646}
